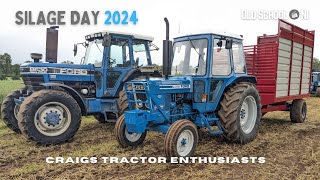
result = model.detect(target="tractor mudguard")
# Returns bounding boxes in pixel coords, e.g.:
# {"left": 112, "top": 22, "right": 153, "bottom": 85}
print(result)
{"left": 40, "top": 83, "right": 87, "bottom": 115}
{"left": 226, "top": 76, "right": 257, "bottom": 88}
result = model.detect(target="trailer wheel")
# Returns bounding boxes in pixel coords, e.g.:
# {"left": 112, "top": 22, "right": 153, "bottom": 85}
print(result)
{"left": 290, "top": 99, "right": 307, "bottom": 123}
{"left": 114, "top": 114, "right": 146, "bottom": 147}
{"left": 315, "top": 87, "right": 320, "bottom": 97}
{"left": 1, "top": 88, "right": 25, "bottom": 133}
{"left": 164, "top": 120, "right": 199, "bottom": 158}
{"left": 218, "top": 83, "right": 261, "bottom": 144}
{"left": 18, "top": 90, "right": 81, "bottom": 145}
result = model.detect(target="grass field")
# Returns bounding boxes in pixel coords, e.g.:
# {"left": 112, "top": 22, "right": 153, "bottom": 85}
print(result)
{"left": 0, "top": 79, "right": 319, "bottom": 179}
{"left": 0, "top": 78, "right": 24, "bottom": 104}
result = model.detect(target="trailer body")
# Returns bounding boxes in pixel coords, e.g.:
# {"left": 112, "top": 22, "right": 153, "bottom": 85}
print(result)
{"left": 244, "top": 20, "right": 315, "bottom": 112}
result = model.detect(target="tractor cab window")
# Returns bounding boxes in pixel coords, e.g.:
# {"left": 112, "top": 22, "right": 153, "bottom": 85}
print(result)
{"left": 313, "top": 73, "right": 319, "bottom": 82}
{"left": 172, "top": 39, "right": 207, "bottom": 76}
{"left": 108, "top": 38, "right": 130, "bottom": 68}
{"left": 133, "top": 40, "right": 150, "bottom": 67}
{"left": 84, "top": 39, "right": 104, "bottom": 67}
{"left": 212, "top": 39, "right": 231, "bottom": 76}
{"left": 232, "top": 43, "right": 246, "bottom": 73}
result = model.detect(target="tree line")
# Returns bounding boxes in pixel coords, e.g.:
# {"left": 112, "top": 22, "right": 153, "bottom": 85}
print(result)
{"left": 0, "top": 52, "right": 320, "bottom": 81}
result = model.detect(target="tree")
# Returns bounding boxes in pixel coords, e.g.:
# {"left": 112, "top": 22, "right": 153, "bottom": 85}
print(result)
{"left": 0, "top": 53, "right": 12, "bottom": 75}
{"left": 313, "top": 57, "right": 320, "bottom": 72}
{"left": 11, "top": 64, "right": 20, "bottom": 80}
{"left": 61, "top": 60, "right": 74, "bottom": 64}
{"left": 152, "top": 64, "right": 163, "bottom": 73}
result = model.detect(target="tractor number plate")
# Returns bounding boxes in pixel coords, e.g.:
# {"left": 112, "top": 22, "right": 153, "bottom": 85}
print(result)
{"left": 134, "top": 85, "right": 145, "bottom": 90}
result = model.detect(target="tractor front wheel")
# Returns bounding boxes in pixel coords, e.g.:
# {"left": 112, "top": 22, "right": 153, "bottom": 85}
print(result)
{"left": 218, "top": 83, "right": 261, "bottom": 144}
{"left": 290, "top": 99, "right": 307, "bottom": 123}
{"left": 114, "top": 114, "right": 147, "bottom": 147}
{"left": 164, "top": 120, "right": 199, "bottom": 158}
{"left": 1, "top": 88, "right": 26, "bottom": 133}
{"left": 18, "top": 90, "right": 81, "bottom": 145}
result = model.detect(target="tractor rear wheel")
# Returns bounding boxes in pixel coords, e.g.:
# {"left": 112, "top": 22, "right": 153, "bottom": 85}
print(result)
{"left": 117, "top": 88, "right": 128, "bottom": 116}
{"left": 114, "top": 114, "right": 147, "bottom": 147}
{"left": 218, "top": 83, "right": 261, "bottom": 144}
{"left": 164, "top": 120, "right": 199, "bottom": 158}
{"left": 290, "top": 99, "right": 307, "bottom": 123}
{"left": 18, "top": 90, "right": 81, "bottom": 145}
{"left": 315, "top": 87, "right": 320, "bottom": 97}
{"left": 1, "top": 88, "right": 26, "bottom": 133}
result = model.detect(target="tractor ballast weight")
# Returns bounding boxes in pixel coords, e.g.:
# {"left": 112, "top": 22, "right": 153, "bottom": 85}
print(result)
{"left": 1, "top": 29, "right": 161, "bottom": 145}
{"left": 115, "top": 18, "right": 314, "bottom": 158}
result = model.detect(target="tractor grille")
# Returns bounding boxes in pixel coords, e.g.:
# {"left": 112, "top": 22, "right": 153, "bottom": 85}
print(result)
{"left": 125, "top": 82, "right": 151, "bottom": 111}
{"left": 22, "top": 76, "right": 44, "bottom": 89}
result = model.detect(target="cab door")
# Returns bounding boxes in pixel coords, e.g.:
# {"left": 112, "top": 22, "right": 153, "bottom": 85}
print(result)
{"left": 104, "top": 36, "right": 133, "bottom": 97}
{"left": 206, "top": 39, "right": 233, "bottom": 111}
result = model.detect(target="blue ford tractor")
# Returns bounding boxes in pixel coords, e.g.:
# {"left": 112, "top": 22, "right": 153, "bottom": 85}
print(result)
{"left": 311, "top": 72, "right": 320, "bottom": 97}
{"left": 0, "top": 30, "right": 161, "bottom": 144}
{"left": 115, "top": 18, "right": 261, "bottom": 158}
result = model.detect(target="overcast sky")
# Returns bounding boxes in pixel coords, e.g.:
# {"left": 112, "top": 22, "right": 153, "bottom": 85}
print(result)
{"left": 0, "top": 0, "right": 318, "bottom": 65}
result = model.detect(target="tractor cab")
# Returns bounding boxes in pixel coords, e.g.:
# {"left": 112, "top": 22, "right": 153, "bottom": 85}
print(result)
{"left": 79, "top": 31, "right": 159, "bottom": 98}
{"left": 169, "top": 33, "right": 250, "bottom": 112}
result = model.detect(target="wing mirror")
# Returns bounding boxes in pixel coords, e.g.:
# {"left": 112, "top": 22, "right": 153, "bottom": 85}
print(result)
{"left": 102, "top": 34, "right": 112, "bottom": 47}
{"left": 73, "top": 44, "right": 78, "bottom": 56}
{"left": 225, "top": 39, "right": 233, "bottom": 49}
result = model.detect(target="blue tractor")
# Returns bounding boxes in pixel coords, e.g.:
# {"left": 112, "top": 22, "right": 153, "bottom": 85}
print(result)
{"left": 311, "top": 72, "right": 320, "bottom": 97}
{"left": 115, "top": 18, "right": 262, "bottom": 157}
{"left": 1, "top": 30, "right": 161, "bottom": 144}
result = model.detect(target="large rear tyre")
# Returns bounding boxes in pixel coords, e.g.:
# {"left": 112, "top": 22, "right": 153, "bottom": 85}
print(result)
{"left": 218, "top": 83, "right": 261, "bottom": 144}
{"left": 18, "top": 90, "right": 81, "bottom": 145}
{"left": 114, "top": 114, "right": 147, "bottom": 147}
{"left": 315, "top": 87, "right": 320, "bottom": 97}
{"left": 1, "top": 88, "right": 25, "bottom": 133}
{"left": 164, "top": 120, "right": 199, "bottom": 158}
{"left": 290, "top": 99, "right": 307, "bottom": 123}
{"left": 117, "top": 89, "right": 128, "bottom": 116}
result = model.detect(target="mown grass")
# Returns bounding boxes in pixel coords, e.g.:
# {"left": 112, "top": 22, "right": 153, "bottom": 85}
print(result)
{"left": 0, "top": 79, "right": 319, "bottom": 179}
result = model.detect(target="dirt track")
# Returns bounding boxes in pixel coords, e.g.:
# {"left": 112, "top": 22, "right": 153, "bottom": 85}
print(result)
{"left": 0, "top": 97, "right": 319, "bottom": 179}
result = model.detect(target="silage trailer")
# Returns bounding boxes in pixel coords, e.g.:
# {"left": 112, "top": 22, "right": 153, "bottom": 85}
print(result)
{"left": 115, "top": 19, "right": 315, "bottom": 158}
{"left": 244, "top": 20, "right": 315, "bottom": 117}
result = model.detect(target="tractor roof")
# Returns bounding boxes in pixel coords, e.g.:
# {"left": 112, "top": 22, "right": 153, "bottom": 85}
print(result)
{"left": 175, "top": 31, "right": 243, "bottom": 40}
{"left": 86, "top": 31, "right": 154, "bottom": 41}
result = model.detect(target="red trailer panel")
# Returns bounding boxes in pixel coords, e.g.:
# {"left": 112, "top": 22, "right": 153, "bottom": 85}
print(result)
{"left": 244, "top": 19, "right": 315, "bottom": 112}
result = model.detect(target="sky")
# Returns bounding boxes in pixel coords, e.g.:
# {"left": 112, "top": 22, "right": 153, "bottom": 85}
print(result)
{"left": 0, "top": 0, "right": 318, "bottom": 65}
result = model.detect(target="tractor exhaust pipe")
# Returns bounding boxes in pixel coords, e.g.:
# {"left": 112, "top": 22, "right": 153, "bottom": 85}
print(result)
{"left": 162, "top": 17, "right": 172, "bottom": 79}
{"left": 46, "top": 26, "right": 59, "bottom": 63}
{"left": 165, "top": 18, "right": 169, "bottom": 40}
